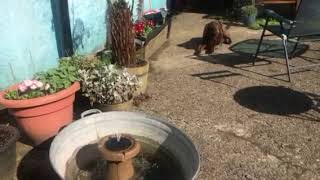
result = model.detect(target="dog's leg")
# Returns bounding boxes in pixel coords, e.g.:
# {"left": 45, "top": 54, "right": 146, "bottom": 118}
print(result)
{"left": 205, "top": 42, "right": 215, "bottom": 54}
{"left": 223, "top": 34, "right": 232, "bottom": 44}
{"left": 194, "top": 44, "right": 206, "bottom": 55}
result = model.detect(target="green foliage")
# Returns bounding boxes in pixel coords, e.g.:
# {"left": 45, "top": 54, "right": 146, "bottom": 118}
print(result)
{"left": 143, "top": 26, "right": 153, "bottom": 37}
{"left": 241, "top": 5, "right": 258, "bottom": 16}
{"left": 60, "top": 55, "right": 110, "bottom": 73}
{"left": 5, "top": 53, "right": 112, "bottom": 100}
{"left": 228, "top": 0, "right": 254, "bottom": 19}
{"left": 248, "top": 18, "right": 280, "bottom": 30}
{"left": 5, "top": 89, "right": 44, "bottom": 100}
{"left": 78, "top": 64, "right": 139, "bottom": 105}
{"left": 36, "top": 60, "right": 78, "bottom": 94}
{"left": 256, "top": 18, "right": 280, "bottom": 26}
{"left": 248, "top": 22, "right": 261, "bottom": 30}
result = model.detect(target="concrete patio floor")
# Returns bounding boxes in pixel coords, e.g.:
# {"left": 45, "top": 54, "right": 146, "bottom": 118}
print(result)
{"left": 11, "top": 12, "right": 320, "bottom": 179}
{"left": 136, "top": 12, "right": 320, "bottom": 179}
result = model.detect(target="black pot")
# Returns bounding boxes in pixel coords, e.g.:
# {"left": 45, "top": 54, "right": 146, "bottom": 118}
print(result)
{"left": 0, "top": 125, "right": 20, "bottom": 180}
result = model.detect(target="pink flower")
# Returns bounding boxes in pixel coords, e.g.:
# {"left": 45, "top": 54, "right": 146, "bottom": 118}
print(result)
{"left": 30, "top": 84, "right": 37, "bottom": 90}
{"left": 33, "top": 80, "right": 43, "bottom": 88}
{"left": 18, "top": 84, "right": 27, "bottom": 92}
{"left": 44, "top": 83, "right": 50, "bottom": 90}
{"left": 23, "top": 80, "right": 33, "bottom": 87}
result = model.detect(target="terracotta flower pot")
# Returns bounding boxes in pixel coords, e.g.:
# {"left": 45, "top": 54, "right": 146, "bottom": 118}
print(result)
{"left": 126, "top": 61, "right": 149, "bottom": 96}
{"left": 0, "top": 82, "right": 80, "bottom": 145}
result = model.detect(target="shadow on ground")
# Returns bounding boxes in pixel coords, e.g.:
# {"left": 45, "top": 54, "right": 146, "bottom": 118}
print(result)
{"left": 186, "top": 38, "right": 315, "bottom": 82}
{"left": 233, "top": 86, "right": 320, "bottom": 121}
{"left": 179, "top": 38, "right": 309, "bottom": 59}
{"left": 177, "top": 37, "right": 202, "bottom": 51}
{"left": 230, "top": 39, "right": 309, "bottom": 58}
{"left": 17, "top": 138, "right": 60, "bottom": 180}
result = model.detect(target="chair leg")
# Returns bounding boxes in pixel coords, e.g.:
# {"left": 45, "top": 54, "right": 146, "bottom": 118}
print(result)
{"left": 290, "top": 37, "right": 300, "bottom": 59}
{"left": 282, "top": 35, "right": 292, "bottom": 82}
{"left": 253, "top": 26, "right": 267, "bottom": 65}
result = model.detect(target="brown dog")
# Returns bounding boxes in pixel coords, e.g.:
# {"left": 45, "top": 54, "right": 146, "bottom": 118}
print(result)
{"left": 194, "top": 20, "right": 232, "bottom": 55}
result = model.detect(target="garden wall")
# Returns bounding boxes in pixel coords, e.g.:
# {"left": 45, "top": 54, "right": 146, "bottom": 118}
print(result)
{"left": 0, "top": 0, "right": 166, "bottom": 89}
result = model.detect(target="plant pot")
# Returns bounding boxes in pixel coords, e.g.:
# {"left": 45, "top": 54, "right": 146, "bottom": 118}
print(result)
{"left": 0, "top": 125, "right": 19, "bottom": 180}
{"left": 0, "top": 82, "right": 80, "bottom": 145}
{"left": 96, "top": 99, "right": 133, "bottom": 112}
{"left": 126, "top": 61, "right": 149, "bottom": 96}
{"left": 243, "top": 15, "right": 256, "bottom": 26}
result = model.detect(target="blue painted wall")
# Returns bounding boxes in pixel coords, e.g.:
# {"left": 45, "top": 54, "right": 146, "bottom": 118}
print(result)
{"left": 68, "top": 0, "right": 107, "bottom": 54}
{"left": 67, "top": 0, "right": 166, "bottom": 55}
{"left": 0, "top": 0, "right": 59, "bottom": 89}
{"left": 144, "top": 0, "right": 167, "bottom": 11}
{"left": 0, "top": 0, "right": 166, "bottom": 90}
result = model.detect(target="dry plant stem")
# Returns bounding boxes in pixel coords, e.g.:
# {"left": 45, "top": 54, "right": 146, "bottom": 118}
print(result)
{"left": 110, "top": 1, "right": 136, "bottom": 67}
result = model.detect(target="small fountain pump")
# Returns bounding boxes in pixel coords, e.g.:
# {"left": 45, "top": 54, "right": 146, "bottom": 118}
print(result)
{"left": 98, "top": 134, "right": 141, "bottom": 180}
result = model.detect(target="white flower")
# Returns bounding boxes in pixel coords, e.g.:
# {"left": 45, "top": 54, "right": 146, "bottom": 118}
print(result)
{"left": 44, "top": 83, "right": 50, "bottom": 90}
{"left": 30, "top": 84, "right": 37, "bottom": 90}
{"left": 23, "top": 80, "right": 33, "bottom": 87}
{"left": 18, "top": 84, "right": 27, "bottom": 92}
{"left": 33, "top": 80, "right": 43, "bottom": 88}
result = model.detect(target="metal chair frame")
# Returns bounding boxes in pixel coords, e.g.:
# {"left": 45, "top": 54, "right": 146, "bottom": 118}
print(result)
{"left": 253, "top": 0, "right": 320, "bottom": 82}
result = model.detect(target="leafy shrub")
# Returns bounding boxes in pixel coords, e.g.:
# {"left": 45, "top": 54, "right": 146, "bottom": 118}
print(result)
{"left": 248, "top": 18, "right": 280, "bottom": 30}
{"left": 60, "top": 54, "right": 110, "bottom": 75}
{"left": 228, "top": 0, "right": 255, "bottom": 19}
{"left": 35, "top": 60, "right": 78, "bottom": 94}
{"left": 78, "top": 64, "right": 139, "bottom": 106}
{"left": 241, "top": 5, "right": 258, "bottom": 16}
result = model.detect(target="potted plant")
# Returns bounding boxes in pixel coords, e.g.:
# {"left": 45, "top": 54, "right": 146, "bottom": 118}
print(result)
{"left": 109, "top": 0, "right": 149, "bottom": 96}
{"left": 0, "top": 60, "right": 80, "bottom": 145}
{"left": 0, "top": 125, "right": 19, "bottom": 180}
{"left": 134, "top": 20, "right": 156, "bottom": 43}
{"left": 241, "top": 5, "right": 258, "bottom": 26}
{"left": 78, "top": 64, "right": 139, "bottom": 111}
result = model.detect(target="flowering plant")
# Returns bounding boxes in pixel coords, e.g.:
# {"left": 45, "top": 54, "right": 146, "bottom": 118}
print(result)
{"left": 4, "top": 59, "right": 78, "bottom": 100}
{"left": 5, "top": 80, "right": 50, "bottom": 100}
{"left": 78, "top": 64, "right": 139, "bottom": 105}
{"left": 133, "top": 20, "right": 155, "bottom": 37}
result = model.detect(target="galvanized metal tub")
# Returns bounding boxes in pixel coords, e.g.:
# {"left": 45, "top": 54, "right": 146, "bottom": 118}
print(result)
{"left": 49, "top": 110, "right": 200, "bottom": 179}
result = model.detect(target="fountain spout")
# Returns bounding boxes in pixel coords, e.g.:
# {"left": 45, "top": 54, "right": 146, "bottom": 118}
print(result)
{"left": 98, "top": 134, "right": 141, "bottom": 180}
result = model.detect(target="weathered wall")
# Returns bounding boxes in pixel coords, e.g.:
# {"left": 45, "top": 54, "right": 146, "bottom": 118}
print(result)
{"left": 0, "top": 0, "right": 59, "bottom": 89}
{"left": 67, "top": 0, "right": 167, "bottom": 55}
{"left": 68, "top": 0, "right": 107, "bottom": 54}
{"left": 0, "top": 0, "right": 167, "bottom": 90}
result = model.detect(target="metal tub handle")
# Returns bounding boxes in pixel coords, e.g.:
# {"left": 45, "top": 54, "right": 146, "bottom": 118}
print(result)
{"left": 81, "top": 109, "right": 102, "bottom": 118}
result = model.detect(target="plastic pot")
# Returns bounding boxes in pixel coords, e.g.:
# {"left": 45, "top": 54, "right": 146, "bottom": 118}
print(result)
{"left": 96, "top": 99, "right": 133, "bottom": 112}
{"left": 243, "top": 15, "right": 256, "bottom": 26}
{"left": 0, "top": 82, "right": 80, "bottom": 145}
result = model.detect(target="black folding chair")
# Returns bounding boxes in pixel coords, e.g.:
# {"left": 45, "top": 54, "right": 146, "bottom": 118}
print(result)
{"left": 253, "top": 0, "right": 320, "bottom": 82}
